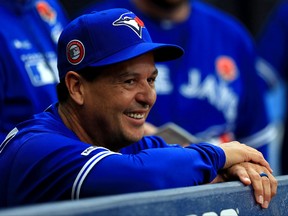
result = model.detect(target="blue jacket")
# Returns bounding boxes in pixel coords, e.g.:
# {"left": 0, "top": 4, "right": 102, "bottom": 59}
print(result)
{"left": 0, "top": 103, "right": 225, "bottom": 207}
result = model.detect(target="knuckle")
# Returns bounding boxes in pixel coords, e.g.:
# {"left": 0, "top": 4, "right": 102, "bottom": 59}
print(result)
{"left": 251, "top": 172, "right": 261, "bottom": 180}
{"left": 261, "top": 177, "right": 270, "bottom": 184}
{"left": 270, "top": 177, "right": 277, "bottom": 184}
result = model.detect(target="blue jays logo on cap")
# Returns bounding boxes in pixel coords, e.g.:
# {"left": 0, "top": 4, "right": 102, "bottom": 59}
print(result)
{"left": 113, "top": 12, "right": 145, "bottom": 38}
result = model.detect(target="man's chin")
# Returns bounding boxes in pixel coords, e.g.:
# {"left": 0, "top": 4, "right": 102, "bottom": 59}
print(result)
{"left": 127, "top": 131, "right": 145, "bottom": 143}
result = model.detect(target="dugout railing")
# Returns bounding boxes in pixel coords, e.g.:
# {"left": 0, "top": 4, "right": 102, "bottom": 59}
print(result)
{"left": 0, "top": 175, "right": 287, "bottom": 216}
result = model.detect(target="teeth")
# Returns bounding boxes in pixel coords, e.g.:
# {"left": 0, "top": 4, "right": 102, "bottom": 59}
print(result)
{"left": 127, "top": 113, "right": 144, "bottom": 119}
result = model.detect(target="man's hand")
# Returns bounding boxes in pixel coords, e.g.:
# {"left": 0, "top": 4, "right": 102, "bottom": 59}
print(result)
{"left": 212, "top": 162, "right": 278, "bottom": 209}
{"left": 219, "top": 141, "right": 272, "bottom": 173}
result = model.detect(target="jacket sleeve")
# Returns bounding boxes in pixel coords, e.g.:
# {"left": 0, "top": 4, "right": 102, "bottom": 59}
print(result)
{"left": 78, "top": 140, "right": 225, "bottom": 199}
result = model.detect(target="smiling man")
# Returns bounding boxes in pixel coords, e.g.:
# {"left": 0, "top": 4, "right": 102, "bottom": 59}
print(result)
{"left": 0, "top": 8, "right": 277, "bottom": 208}
{"left": 58, "top": 54, "right": 158, "bottom": 151}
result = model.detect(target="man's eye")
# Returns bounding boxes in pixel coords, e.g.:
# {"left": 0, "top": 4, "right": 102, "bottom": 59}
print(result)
{"left": 125, "top": 79, "right": 135, "bottom": 84}
{"left": 148, "top": 77, "right": 156, "bottom": 84}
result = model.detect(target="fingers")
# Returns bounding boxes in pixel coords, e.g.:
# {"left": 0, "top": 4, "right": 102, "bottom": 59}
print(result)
{"left": 270, "top": 173, "right": 278, "bottom": 198}
{"left": 219, "top": 141, "right": 277, "bottom": 209}
{"left": 227, "top": 164, "right": 251, "bottom": 185}
{"left": 224, "top": 162, "right": 278, "bottom": 209}
{"left": 261, "top": 174, "right": 271, "bottom": 208}
{"left": 236, "top": 170, "right": 252, "bottom": 186}
{"left": 250, "top": 170, "right": 270, "bottom": 208}
{"left": 220, "top": 141, "right": 272, "bottom": 173}
{"left": 241, "top": 144, "right": 273, "bottom": 173}
{"left": 260, "top": 171, "right": 278, "bottom": 207}
{"left": 243, "top": 166, "right": 277, "bottom": 209}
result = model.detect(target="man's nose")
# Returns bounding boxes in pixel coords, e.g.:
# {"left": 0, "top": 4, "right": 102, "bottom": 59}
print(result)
{"left": 135, "top": 82, "right": 156, "bottom": 108}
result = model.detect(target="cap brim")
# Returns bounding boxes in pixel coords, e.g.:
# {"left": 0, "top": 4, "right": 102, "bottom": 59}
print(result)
{"left": 88, "top": 42, "right": 184, "bottom": 67}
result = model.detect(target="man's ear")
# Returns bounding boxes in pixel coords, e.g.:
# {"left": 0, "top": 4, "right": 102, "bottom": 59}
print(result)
{"left": 65, "top": 71, "right": 84, "bottom": 105}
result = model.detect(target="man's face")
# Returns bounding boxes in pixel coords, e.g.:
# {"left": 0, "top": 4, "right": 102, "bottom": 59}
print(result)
{"left": 81, "top": 53, "right": 157, "bottom": 151}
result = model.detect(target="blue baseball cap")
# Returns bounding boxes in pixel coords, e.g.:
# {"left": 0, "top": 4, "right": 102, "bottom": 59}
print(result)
{"left": 57, "top": 8, "right": 184, "bottom": 79}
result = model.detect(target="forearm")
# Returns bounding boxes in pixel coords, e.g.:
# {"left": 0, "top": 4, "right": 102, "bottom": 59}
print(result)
{"left": 81, "top": 144, "right": 225, "bottom": 197}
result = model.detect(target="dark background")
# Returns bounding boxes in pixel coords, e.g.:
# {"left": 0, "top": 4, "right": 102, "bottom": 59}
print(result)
{"left": 58, "top": 0, "right": 281, "bottom": 37}
{"left": 203, "top": 0, "right": 280, "bottom": 37}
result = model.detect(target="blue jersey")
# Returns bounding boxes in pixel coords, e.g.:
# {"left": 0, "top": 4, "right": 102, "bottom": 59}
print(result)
{"left": 0, "top": 103, "right": 225, "bottom": 207}
{"left": 82, "top": 1, "right": 273, "bottom": 157}
{"left": 0, "top": 0, "right": 68, "bottom": 142}
{"left": 257, "top": 0, "right": 288, "bottom": 83}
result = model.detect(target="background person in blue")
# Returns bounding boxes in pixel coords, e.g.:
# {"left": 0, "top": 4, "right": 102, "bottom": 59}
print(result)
{"left": 0, "top": 8, "right": 277, "bottom": 208}
{"left": 0, "top": 0, "right": 68, "bottom": 142}
{"left": 256, "top": 0, "right": 288, "bottom": 175}
{"left": 79, "top": 0, "right": 275, "bottom": 160}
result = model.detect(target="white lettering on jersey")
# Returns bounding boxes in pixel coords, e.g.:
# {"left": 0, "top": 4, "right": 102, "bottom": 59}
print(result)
{"left": 81, "top": 146, "right": 110, "bottom": 156}
{"left": 180, "top": 69, "right": 238, "bottom": 122}
{"left": 155, "top": 65, "right": 238, "bottom": 123}
{"left": 13, "top": 39, "right": 32, "bottom": 50}
{"left": 155, "top": 64, "right": 173, "bottom": 94}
